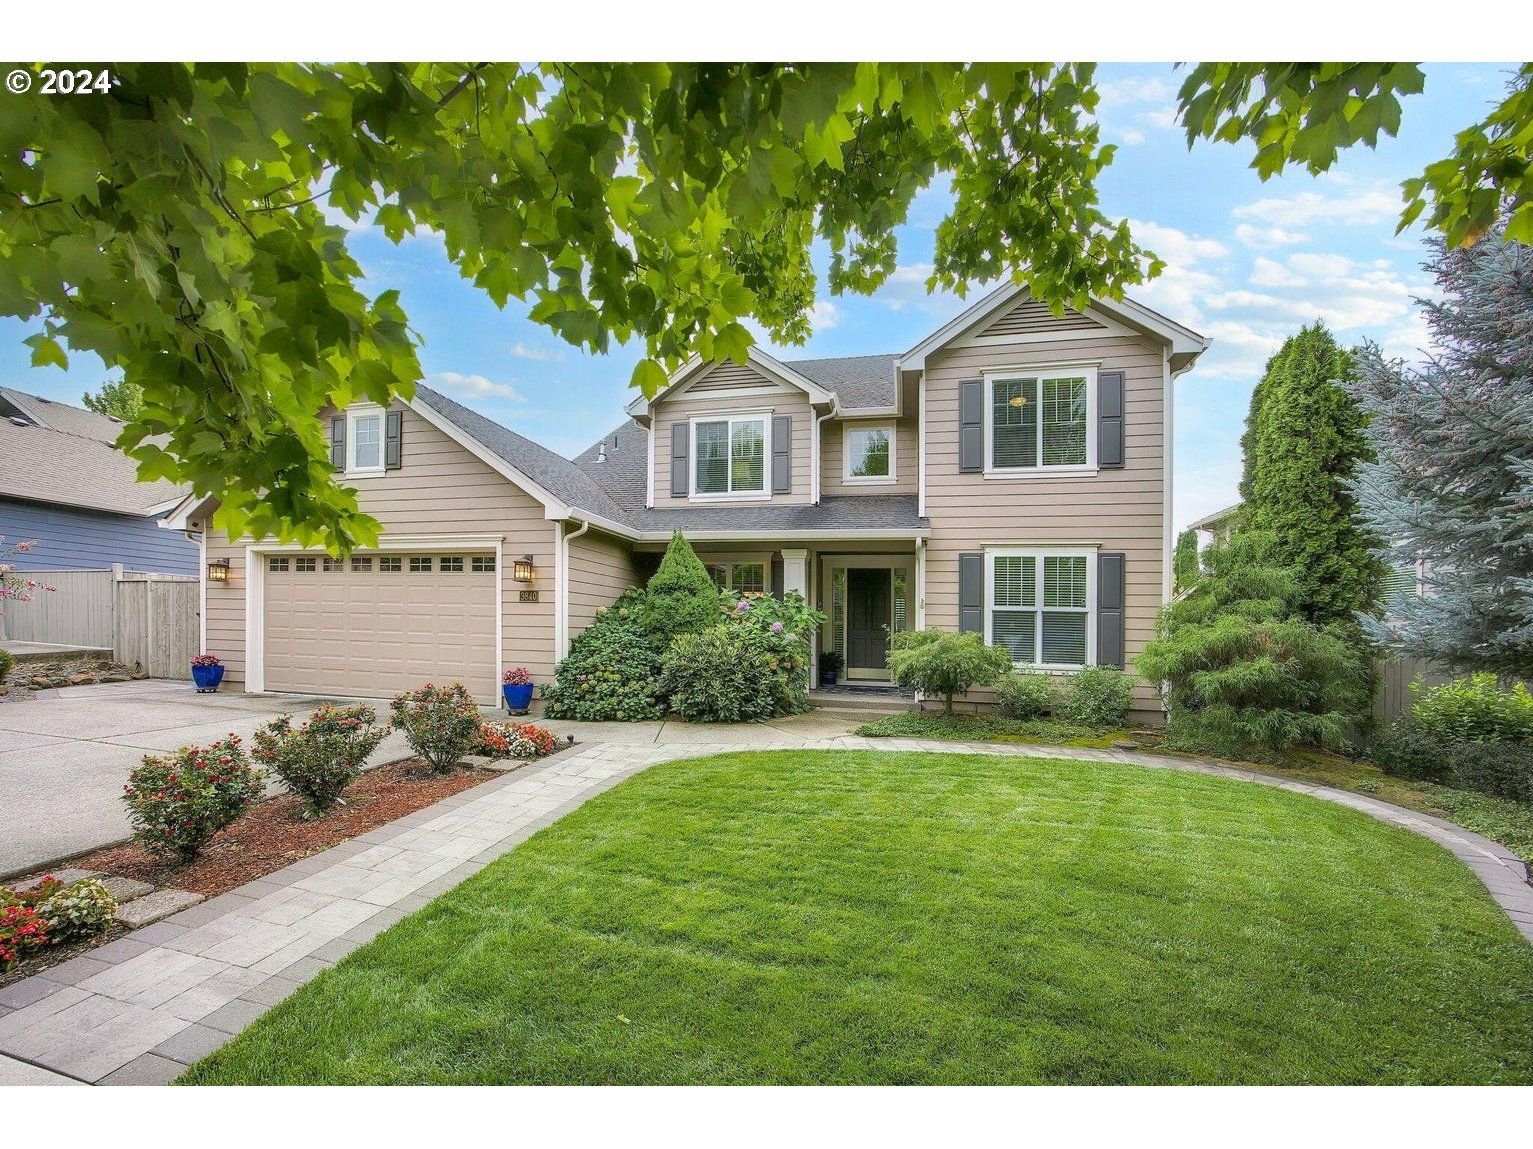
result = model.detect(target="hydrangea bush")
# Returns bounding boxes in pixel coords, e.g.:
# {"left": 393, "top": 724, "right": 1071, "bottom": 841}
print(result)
{"left": 122, "top": 735, "right": 264, "bottom": 861}
{"left": 543, "top": 589, "right": 666, "bottom": 722}
{"left": 253, "top": 703, "right": 388, "bottom": 817}
{"left": 390, "top": 682, "right": 483, "bottom": 772}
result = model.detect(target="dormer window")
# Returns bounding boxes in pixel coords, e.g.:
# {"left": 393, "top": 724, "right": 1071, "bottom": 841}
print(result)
{"left": 348, "top": 406, "right": 385, "bottom": 476}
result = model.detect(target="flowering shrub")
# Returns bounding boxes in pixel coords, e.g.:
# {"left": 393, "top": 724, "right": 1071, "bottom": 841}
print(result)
{"left": 543, "top": 589, "right": 667, "bottom": 722}
{"left": 502, "top": 666, "right": 533, "bottom": 686}
{"left": 253, "top": 704, "right": 388, "bottom": 817}
{"left": 8, "top": 877, "right": 117, "bottom": 944}
{"left": 390, "top": 682, "right": 483, "bottom": 772}
{"left": 190, "top": 652, "right": 222, "bottom": 668}
{"left": 122, "top": 735, "right": 264, "bottom": 861}
{"left": 0, "top": 535, "right": 57, "bottom": 622}
{"left": 0, "top": 904, "right": 49, "bottom": 971}
{"left": 475, "top": 720, "right": 558, "bottom": 760}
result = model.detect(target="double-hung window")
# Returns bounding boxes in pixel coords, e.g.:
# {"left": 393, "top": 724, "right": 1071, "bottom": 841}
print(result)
{"left": 987, "top": 367, "right": 1094, "bottom": 473}
{"left": 988, "top": 550, "right": 1093, "bottom": 668}
{"left": 693, "top": 415, "right": 768, "bottom": 496}
{"left": 844, "top": 424, "right": 894, "bottom": 482}
{"left": 347, "top": 405, "right": 385, "bottom": 476}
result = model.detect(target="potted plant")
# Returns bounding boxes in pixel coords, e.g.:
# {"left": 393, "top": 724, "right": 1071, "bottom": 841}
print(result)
{"left": 818, "top": 648, "right": 844, "bottom": 687}
{"left": 190, "top": 652, "right": 224, "bottom": 693}
{"left": 502, "top": 667, "right": 534, "bottom": 714}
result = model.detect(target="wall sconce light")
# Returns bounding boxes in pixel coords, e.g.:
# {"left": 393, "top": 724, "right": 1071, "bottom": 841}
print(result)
{"left": 512, "top": 554, "right": 535, "bottom": 583}
{"left": 207, "top": 558, "right": 232, "bottom": 583}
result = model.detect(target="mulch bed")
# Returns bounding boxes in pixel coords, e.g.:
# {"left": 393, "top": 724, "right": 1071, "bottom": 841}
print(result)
{"left": 71, "top": 759, "right": 501, "bottom": 900}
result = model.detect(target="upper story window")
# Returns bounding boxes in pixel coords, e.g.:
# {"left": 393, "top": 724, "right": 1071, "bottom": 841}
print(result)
{"left": 347, "top": 405, "right": 385, "bottom": 476}
{"left": 987, "top": 549, "right": 1094, "bottom": 669}
{"left": 986, "top": 367, "right": 1096, "bottom": 474}
{"left": 693, "top": 414, "right": 768, "bottom": 497}
{"left": 844, "top": 424, "right": 894, "bottom": 483}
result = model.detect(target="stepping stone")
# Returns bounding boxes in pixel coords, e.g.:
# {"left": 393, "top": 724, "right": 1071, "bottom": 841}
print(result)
{"left": 98, "top": 876, "right": 155, "bottom": 902}
{"left": 9, "top": 868, "right": 103, "bottom": 892}
{"left": 114, "top": 889, "right": 203, "bottom": 928}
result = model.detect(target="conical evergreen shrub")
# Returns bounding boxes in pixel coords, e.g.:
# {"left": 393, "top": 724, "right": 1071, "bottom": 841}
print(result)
{"left": 645, "top": 531, "right": 721, "bottom": 639}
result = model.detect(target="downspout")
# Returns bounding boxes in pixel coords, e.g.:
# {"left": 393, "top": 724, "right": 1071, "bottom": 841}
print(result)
{"left": 558, "top": 518, "right": 592, "bottom": 660}
{"left": 813, "top": 400, "right": 839, "bottom": 506}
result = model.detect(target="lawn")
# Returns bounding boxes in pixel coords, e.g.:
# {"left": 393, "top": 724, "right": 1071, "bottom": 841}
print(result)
{"left": 184, "top": 750, "right": 1533, "bottom": 1085}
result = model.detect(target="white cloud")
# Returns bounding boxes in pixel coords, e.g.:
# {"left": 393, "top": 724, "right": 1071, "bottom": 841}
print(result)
{"left": 511, "top": 342, "right": 565, "bottom": 362}
{"left": 1250, "top": 257, "right": 1304, "bottom": 288}
{"left": 1129, "top": 219, "right": 1229, "bottom": 265}
{"left": 1118, "top": 128, "right": 1146, "bottom": 146}
{"left": 809, "top": 299, "right": 840, "bottom": 332}
{"left": 1234, "top": 223, "right": 1309, "bottom": 250}
{"left": 1174, "top": 459, "right": 1246, "bottom": 536}
{"left": 1136, "top": 106, "right": 1180, "bottom": 132}
{"left": 1287, "top": 252, "right": 1356, "bottom": 278}
{"left": 1232, "top": 187, "right": 1401, "bottom": 228}
{"left": 430, "top": 372, "right": 526, "bottom": 403}
{"left": 1095, "top": 76, "right": 1176, "bottom": 108}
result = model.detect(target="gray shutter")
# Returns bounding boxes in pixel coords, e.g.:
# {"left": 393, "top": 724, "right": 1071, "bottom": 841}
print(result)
{"left": 384, "top": 409, "right": 403, "bottom": 470}
{"left": 329, "top": 416, "right": 345, "bottom": 468}
{"left": 771, "top": 415, "right": 792, "bottom": 493}
{"left": 1098, "top": 552, "right": 1125, "bottom": 668}
{"left": 1098, "top": 371, "right": 1125, "bottom": 469}
{"left": 669, "top": 423, "right": 689, "bottom": 497}
{"left": 959, "top": 379, "right": 983, "bottom": 472}
{"left": 959, "top": 552, "right": 983, "bottom": 634}
{"left": 770, "top": 558, "right": 784, "bottom": 598}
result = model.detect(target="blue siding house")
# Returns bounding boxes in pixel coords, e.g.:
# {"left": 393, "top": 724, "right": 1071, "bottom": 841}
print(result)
{"left": 0, "top": 388, "right": 197, "bottom": 575}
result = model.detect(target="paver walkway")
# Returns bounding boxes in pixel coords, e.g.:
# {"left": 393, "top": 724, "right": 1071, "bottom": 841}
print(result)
{"left": 2, "top": 732, "right": 1529, "bottom": 1086}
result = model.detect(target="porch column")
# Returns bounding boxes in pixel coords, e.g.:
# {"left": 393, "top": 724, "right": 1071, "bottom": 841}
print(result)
{"left": 781, "top": 549, "right": 812, "bottom": 689}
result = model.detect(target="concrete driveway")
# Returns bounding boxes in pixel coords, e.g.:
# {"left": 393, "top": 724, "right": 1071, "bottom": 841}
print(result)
{"left": 0, "top": 681, "right": 412, "bottom": 879}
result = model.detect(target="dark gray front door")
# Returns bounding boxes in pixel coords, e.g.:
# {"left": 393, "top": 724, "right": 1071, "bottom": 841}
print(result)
{"left": 847, "top": 568, "right": 891, "bottom": 671}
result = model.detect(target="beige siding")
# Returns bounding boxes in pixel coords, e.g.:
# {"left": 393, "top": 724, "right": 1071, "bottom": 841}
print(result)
{"left": 820, "top": 414, "right": 919, "bottom": 496}
{"left": 651, "top": 364, "right": 814, "bottom": 507}
{"left": 920, "top": 333, "right": 1167, "bottom": 714}
{"left": 567, "top": 527, "right": 640, "bottom": 639}
{"left": 202, "top": 402, "right": 558, "bottom": 693}
{"left": 980, "top": 297, "right": 1106, "bottom": 338}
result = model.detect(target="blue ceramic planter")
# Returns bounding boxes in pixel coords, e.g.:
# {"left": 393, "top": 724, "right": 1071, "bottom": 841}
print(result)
{"left": 192, "top": 664, "right": 225, "bottom": 693}
{"left": 503, "top": 682, "right": 534, "bottom": 713}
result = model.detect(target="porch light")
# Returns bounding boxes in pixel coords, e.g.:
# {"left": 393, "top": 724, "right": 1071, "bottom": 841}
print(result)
{"left": 207, "top": 558, "right": 231, "bottom": 583}
{"left": 512, "top": 554, "right": 535, "bottom": 583}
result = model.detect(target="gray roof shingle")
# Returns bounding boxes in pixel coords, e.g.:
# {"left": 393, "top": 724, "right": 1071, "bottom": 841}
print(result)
{"left": 782, "top": 353, "right": 899, "bottom": 409}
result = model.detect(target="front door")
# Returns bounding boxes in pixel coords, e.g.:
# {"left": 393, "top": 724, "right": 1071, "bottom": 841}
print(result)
{"left": 847, "top": 567, "right": 891, "bottom": 676}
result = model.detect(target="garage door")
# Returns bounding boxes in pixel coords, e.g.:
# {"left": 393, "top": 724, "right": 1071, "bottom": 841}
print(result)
{"left": 263, "top": 552, "right": 497, "bottom": 702}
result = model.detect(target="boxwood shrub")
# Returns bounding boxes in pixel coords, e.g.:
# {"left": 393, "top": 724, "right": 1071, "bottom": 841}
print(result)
{"left": 994, "top": 672, "right": 1055, "bottom": 720}
{"left": 1058, "top": 666, "right": 1136, "bottom": 728}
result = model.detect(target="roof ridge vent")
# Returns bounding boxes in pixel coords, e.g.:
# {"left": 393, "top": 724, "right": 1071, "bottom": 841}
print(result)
{"left": 8, "top": 416, "right": 30, "bottom": 427}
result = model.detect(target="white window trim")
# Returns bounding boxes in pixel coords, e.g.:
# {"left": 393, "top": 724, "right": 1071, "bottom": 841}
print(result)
{"left": 842, "top": 421, "right": 897, "bottom": 485}
{"left": 689, "top": 410, "right": 773, "bottom": 502}
{"left": 981, "top": 364, "right": 1098, "bottom": 479}
{"left": 706, "top": 560, "right": 768, "bottom": 594}
{"left": 984, "top": 547, "right": 1097, "bottom": 671}
{"left": 345, "top": 402, "right": 387, "bottom": 478}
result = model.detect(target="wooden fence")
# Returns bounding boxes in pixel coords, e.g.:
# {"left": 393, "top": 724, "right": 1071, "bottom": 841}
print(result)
{"left": 0, "top": 566, "right": 199, "bottom": 679}
{"left": 1373, "top": 656, "right": 1450, "bottom": 725}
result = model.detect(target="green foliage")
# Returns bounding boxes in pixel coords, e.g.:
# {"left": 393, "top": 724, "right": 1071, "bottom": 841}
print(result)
{"left": 1135, "top": 531, "right": 1370, "bottom": 758}
{"left": 646, "top": 533, "right": 720, "bottom": 640}
{"left": 993, "top": 671, "right": 1056, "bottom": 720}
{"left": 542, "top": 589, "right": 666, "bottom": 722}
{"left": 1239, "top": 323, "right": 1383, "bottom": 628}
{"left": 122, "top": 735, "right": 264, "bottom": 861}
{"left": 853, "top": 709, "right": 1127, "bottom": 747}
{"left": 658, "top": 591, "right": 820, "bottom": 723}
{"left": 1058, "top": 666, "right": 1136, "bottom": 729}
{"left": 0, "top": 904, "right": 49, "bottom": 971}
{"left": 0, "top": 647, "right": 11, "bottom": 684}
{"left": 887, "top": 630, "right": 1013, "bottom": 716}
{"left": 1373, "top": 722, "right": 1533, "bottom": 805}
{"left": 1369, "top": 724, "right": 1452, "bottom": 784}
{"left": 389, "top": 682, "right": 482, "bottom": 772}
{"left": 252, "top": 703, "right": 388, "bottom": 817}
{"left": 80, "top": 378, "right": 143, "bottom": 422}
{"left": 9, "top": 877, "right": 117, "bottom": 945}
{"left": 0, "top": 63, "right": 1154, "bottom": 552}
{"left": 1410, "top": 674, "right": 1533, "bottom": 745}
{"left": 1173, "top": 528, "right": 1201, "bottom": 593}
{"left": 817, "top": 648, "right": 845, "bottom": 678}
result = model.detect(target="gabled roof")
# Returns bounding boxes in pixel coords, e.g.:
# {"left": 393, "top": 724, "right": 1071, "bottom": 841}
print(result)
{"left": 0, "top": 387, "right": 188, "bottom": 517}
{"left": 896, "top": 282, "right": 1210, "bottom": 375}
{"left": 623, "top": 346, "right": 837, "bottom": 417}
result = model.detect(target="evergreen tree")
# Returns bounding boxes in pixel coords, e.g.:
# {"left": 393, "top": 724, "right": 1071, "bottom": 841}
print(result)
{"left": 1172, "top": 528, "right": 1201, "bottom": 592}
{"left": 645, "top": 532, "right": 721, "bottom": 640}
{"left": 1348, "top": 229, "right": 1533, "bottom": 678}
{"left": 81, "top": 379, "right": 143, "bottom": 422}
{"left": 1239, "top": 322, "right": 1384, "bottom": 628}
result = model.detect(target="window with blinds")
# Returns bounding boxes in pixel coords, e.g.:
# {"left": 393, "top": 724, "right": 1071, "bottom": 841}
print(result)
{"left": 989, "top": 370, "right": 1092, "bottom": 471}
{"left": 990, "top": 551, "right": 1091, "bottom": 667}
{"left": 694, "top": 417, "right": 767, "bottom": 494}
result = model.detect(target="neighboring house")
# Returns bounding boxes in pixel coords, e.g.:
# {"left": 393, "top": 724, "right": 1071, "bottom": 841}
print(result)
{"left": 1186, "top": 501, "right": 1242, "bottom": 544}
{"left": 0, "top": 387, "right": 197, "bottom": 575}
{"left": 166, "top": 283, "right": 1208, "bottom": 714}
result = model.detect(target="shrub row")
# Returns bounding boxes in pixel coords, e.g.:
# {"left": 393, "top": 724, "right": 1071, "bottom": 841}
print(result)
{"left": 122, "top": 684, "right": 557, "bottom": 862}
{"left": 992, "top": 666, "right": 1136, "bottom": 728}
{"left": 1370, "top": 673, "right": 1533, "bottom": 805}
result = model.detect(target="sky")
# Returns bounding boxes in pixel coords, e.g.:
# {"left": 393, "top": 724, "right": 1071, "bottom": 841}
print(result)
{"left": 0, "top": 62, "right": 1516, "bottom": 531}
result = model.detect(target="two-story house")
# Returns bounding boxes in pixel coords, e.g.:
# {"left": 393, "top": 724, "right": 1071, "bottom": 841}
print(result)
{"left": 164, "top": 283, "right": 1207, "bottom": 717}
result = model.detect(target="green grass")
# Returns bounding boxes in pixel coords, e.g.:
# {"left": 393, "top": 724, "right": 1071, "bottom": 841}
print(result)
{"left": 183, "top": 751, "right": 1533, "bottom": 1085}
{"left": 855, "top": 708, "right": 1130, "bottom": 748}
